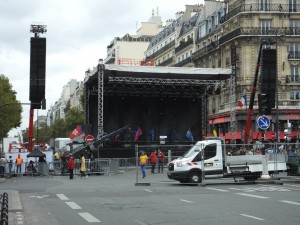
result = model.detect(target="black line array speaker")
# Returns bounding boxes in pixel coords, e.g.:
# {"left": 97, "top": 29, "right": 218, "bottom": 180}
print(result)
{"left": 29, "top": 37, "right": 46, "bottom": 109}
{"left": 261, "top": 49, "right": 276, "bottom": 110}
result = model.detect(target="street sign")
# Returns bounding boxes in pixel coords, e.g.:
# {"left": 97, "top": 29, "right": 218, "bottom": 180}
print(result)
{"left": 85, "top": 135, "right": 94, "bottom": 143}
{"left": 257, "top": 115, "right": 270, "bottom": 130}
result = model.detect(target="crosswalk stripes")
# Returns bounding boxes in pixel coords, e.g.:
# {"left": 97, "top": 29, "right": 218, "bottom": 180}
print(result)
{"left": 205, "top": 184, "right": 300, "bottom": 193}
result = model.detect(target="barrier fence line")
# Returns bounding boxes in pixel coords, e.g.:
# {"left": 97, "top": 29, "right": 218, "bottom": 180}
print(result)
{"left": 1, "top": 142, "right": 299, "bottom": 179}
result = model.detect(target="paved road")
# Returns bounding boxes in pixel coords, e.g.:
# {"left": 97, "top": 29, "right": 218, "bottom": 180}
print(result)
{"left": 1, "top": 171, "right": 300, "bottom": 225}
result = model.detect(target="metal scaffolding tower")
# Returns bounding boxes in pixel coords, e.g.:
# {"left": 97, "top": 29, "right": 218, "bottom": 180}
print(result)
{"left": 97, "top": 59, "right": 104, "bottom": 139}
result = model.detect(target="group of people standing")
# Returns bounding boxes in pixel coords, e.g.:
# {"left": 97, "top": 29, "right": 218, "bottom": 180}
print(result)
{"left": 0, "top": 154, "right": 23, "bottom": 177}
{"left": 67, "top": 154, "right": 88, "bottom": 179}
{"left": 139, "top": 149, "right": 165, "bottom": 178}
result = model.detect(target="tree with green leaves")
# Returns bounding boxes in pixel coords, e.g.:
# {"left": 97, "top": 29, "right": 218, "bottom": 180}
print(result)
{"left": 0, "top": 74, "right": 22, "bottom": 139}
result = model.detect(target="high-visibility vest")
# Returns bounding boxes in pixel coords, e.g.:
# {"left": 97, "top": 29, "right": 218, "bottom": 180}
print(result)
{"left": 16, "top": 157, "right": 23, "bottom": 165}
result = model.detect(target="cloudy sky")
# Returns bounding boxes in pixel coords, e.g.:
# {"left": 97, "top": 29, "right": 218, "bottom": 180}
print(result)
{"left": 0, "top": 0, "right": 203, "bottom": 137}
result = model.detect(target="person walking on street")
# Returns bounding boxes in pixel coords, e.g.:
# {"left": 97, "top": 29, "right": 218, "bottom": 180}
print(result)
{"left": 0, "top": 155, "right": 7, "bottom": 178}
{"left": 8, "top": 156, "right": 13, "bottom": 177}
{"left": 68, "top": 154, "right": 75, "bottom": 179}
{"left": 15, "top": 154, "right": 23, "bottom": 176}
{"left": 139, "top": 151, "right": 148, "bottom": 178}
{"left": 157, "top": 149, "right": 165, "bottom": 173}
{"left": 149, "top": 150, "right": 157, "bottom": 174}
{"left": 80, "top": 154, "right": 88, "bottom": 178}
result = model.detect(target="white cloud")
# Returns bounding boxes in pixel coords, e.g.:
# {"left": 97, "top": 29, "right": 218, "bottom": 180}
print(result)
{"left": 1, "top": 0, "right": 203, "bottom": 137}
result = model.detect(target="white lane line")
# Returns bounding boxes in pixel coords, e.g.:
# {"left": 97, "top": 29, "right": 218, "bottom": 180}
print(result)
{"left": 56, "top": 194, "right": 69, "bottom": 201}
{"left": 134, "top": 219, "right": 148, "bottom": 225}
{"left": 144, "top": 189, "right": 153, "bottom": 193}
{"left": 236, "top": 193, "right": 269, "bottom": 199}
{"left": 78, "top": 212, "right": 101, "bottom": 223}
{"left": 65, "top": 201, "right": 82, "bottom": 209}
{"left": 229, "top": 188, "right": 245, "bottom": 191}
{"left": 240, "top": 214, "right": 264, "bottom": 221}
{"left": 280, "top": 200, "right": 300, "bottom": 206}
{"left": 206, "top": 187, "right": 229, "bottom": 192}
{"left": 180, "top": 199, "right": 193, "bottom": 203}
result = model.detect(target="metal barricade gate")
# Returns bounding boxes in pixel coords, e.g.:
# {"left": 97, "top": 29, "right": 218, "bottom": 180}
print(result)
{"left": 134, "top": 142, "right": 292, "bottom": 186}
{"left": 134, "top": 144, "right": 191, "bottom": 186}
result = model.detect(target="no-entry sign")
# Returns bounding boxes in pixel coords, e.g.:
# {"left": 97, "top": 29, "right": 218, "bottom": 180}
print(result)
{"left": 85, "top": 135, "right": 94, "bottom": 142}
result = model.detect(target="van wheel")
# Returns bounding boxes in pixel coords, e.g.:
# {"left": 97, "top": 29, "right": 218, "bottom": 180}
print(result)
{"left": 190, "top": 172, "right": 202, "bottom": 184}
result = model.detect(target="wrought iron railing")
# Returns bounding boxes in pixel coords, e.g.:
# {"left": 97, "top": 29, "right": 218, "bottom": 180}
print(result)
{"left": 219, "top": 27, "right": 300, "bottom": 45}
{"left": 174, "top": 57, "right": 192, "bottom": 67}
{"left": 288, "top": 51, "right": 300, "bottom": 60}
{"left": 146, "top": 40, "right": 175, "bottom": 59}
{"left": 192, "top": 41, "right": 219, "bottom": 60}
{"left": 220, "top": 4, "right": 300, "bottom": 23}
{"left": 157, "top": 57, "right": 173, "bottom": 66}
{"left": 286, "top": 75, "right": 300, "bottom": 83}
{"left": 175, "top": 38, "right": 193, "bottom": 53}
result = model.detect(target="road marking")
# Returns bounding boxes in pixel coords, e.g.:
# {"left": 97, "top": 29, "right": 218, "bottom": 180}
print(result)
{"left": 230, "top": 186, "right": 290, "bottom": 192}
{"left": 236, "top": 193, "right": 269, "bottom": 199}
{"left": 144, "top": 189, "right": 153, "bottom": 193}
{"left": 28, "top": 195, "right": 49, "bottom": 199}
{"left": 134, "top": 219, "right": 148, "bottom": 225}
{"left": 229, "top": 187, "right": 245, "bottom": 191}
{"left": 78, "top": 212, "right": 101, "bottom": 223}
{"left": 240, "top": 214, "right": 264, "bottom": 221}
{"left": 180, "top": 199, "right": 193, "bottom": 203}
{"left": 56, "top": 194, "right": 69, "bottom": 201}
{"left": 206, "top": 187, "right": 229, "bottom": 192}
{"left": 283, "top": 184, "right": 300, "bottom": 190}
{"left": 65, "top": 201, "right": 82, "bottom": 209}
{"left": 280, "top": 200, "right": 300, "bottom": 206}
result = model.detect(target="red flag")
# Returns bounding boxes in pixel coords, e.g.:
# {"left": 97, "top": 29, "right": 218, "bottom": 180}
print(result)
{"left": 134, "top": 127, "right": 143, "bottom": 142}
{"left": 69, "top": 125, "right": 82, "bottom": 139}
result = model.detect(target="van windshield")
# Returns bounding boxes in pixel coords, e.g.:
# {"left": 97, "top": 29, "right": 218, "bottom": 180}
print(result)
{"left": 183, "top": 144, "right": 204, "bottom": 158}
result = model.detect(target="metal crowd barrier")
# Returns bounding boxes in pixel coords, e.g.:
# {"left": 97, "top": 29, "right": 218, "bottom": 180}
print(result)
{"left": 0, "top": 192, "right": 8, "bottom": 225}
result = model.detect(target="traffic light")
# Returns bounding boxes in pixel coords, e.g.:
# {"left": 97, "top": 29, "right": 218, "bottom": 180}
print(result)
{"left": 258, "top": 93, "right": 272, "bottom": 115}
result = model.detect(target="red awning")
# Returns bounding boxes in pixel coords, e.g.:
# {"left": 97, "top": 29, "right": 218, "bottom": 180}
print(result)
{"left": 290, "top": 131, "right": 300, "bottom": 139}
{"left": 252, "top": 131, "right": 262, "bottom": 140}
{"left": 225, "top": 132, "right": 241, "bottom": 139}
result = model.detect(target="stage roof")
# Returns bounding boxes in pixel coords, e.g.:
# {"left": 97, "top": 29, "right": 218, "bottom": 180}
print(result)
{"left": 86, "top": 64, "right": 231, "bottom": 82}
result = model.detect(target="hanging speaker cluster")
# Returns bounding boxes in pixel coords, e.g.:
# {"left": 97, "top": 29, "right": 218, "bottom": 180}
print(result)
{"left": 29, "top": 37, "right": 46, "bottom": 109}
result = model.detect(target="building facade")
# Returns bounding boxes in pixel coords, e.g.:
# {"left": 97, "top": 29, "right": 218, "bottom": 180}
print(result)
{"left": 144, "top": 0, "right": 300, "bottom": 143}
{"left": 104, "top": 9, "right": 164, "bottom": 66}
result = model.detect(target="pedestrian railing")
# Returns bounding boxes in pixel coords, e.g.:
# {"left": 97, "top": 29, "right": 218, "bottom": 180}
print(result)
{"left": 0, "top": 192, "right": 8, "bottom": 225}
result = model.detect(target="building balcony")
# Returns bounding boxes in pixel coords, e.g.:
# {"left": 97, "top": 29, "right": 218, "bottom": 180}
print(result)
{"left": 288, "top": 51, "right": 300, "bottom": 60}
{"left": 219, "top": 27, "right": 300, "bottom": 46}
{"left": 192, "top": 41, "right": 219, "bottom": 61}
{"left": 146, "top": 40, "right": 175, "bottom": 59}
{"left": 174, "top": 57, "right": 192, "bottom": 67}
{"left": 220, "top": 4, "right": 300, "bottom": 24}
{"left": 175, "top": 38, "right": 193, "bottom": 54}
{"left": 104, "top": 51, "right": 116, "bottom": 64}
{"left": 286, "top": 75, "right": 300, "bottom": 84}
{"left": 157, "top": 57, "right": 173, "bottom": 66}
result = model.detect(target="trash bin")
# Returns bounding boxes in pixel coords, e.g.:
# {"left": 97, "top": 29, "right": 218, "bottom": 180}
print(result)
{"left": 38, "top": 162, "right": 49, "bottom": 176}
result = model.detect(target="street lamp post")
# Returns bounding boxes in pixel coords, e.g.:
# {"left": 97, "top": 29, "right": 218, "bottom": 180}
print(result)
{"left": 266, "top": 28, "right": 285, "bottom": 179}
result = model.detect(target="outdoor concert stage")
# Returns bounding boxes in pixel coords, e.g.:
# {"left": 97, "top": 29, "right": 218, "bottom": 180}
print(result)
{"left": 84, "top": 64, "right": 231, "bottom": 148}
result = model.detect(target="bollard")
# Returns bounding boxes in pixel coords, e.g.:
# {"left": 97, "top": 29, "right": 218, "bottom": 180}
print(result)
{"left": 0, "top": 192, "right": 8, "bottom": 225}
